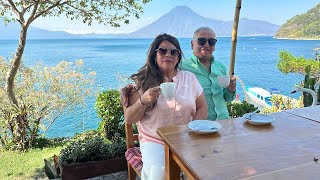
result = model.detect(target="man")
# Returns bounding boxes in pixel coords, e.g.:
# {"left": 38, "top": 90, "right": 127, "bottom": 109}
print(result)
{"left": 180, "top": 27, "right": 236, "bottom": 120}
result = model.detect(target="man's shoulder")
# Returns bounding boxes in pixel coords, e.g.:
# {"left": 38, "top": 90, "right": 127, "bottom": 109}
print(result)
{"left": 213, "top": 59, "right": 226, "bottom": 67}
{"left": 181, "top": 57, "right": 196, "bottom": 65}
{"left": 180, "top": 58, "right": 197, "bottom": 71}
{"left": 183, "top": 56, "right": 194, "bottom": 61}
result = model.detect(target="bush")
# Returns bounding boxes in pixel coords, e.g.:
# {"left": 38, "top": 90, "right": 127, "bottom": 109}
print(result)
{"left": 227, "top": 100, "right": 258, "bottom": 118}
{"left": 95, "top": 90, "right": 125, "bottom": 140}
{"left": 58, "top": 134, "right": 126, "bottom": 167}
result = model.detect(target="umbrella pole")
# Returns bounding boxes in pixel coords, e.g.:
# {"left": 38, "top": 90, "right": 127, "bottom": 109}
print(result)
{"left": 229, "top": 0, "right": 242, "bottom": 75}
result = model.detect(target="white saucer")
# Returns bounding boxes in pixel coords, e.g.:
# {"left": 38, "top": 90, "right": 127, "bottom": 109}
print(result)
{"left": 188, "top": 120, "right": 222, "bottom": 134}
{"left": 243, "top": 113, "right": 275, "bottom": 125}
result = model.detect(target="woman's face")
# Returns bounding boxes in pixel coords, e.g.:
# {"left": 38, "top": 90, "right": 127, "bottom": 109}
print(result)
{"left": 155, "top": 40, "right": 180, "bottom": 73}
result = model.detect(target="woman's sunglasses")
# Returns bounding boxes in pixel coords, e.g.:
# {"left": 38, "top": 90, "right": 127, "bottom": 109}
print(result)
{"left": 155, "top": 47, "right": 180, "bottom": 57}
{"left": 197, "top": 37, "right": 217, "bottom": 46}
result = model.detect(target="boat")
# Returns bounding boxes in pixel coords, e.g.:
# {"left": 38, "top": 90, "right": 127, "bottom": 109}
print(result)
{"left": 245, "top": 86, "right": 273, "bottom": 108}
{"left": 245, "top": 86, "right": 300, "bottom": 109}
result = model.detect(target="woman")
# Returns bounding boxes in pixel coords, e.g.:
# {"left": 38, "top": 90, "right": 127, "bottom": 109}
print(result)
{"left": 124, "top": 33, "right": 207, "bottom": 180}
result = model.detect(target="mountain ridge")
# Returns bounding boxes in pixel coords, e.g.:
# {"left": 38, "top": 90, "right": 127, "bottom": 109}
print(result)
{"left": 1, "top": 6, "right": 280, "bottom": 39}
{"left": 129, "top": 6, "right": 279, "bottom": 38}
{"left": 275, "top": 3, "right": 320, "bottom": 40}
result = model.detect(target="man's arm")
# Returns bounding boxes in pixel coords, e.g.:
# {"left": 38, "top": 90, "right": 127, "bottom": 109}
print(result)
{"left": 224, "top": 75, "right": 236, "bottom": 102}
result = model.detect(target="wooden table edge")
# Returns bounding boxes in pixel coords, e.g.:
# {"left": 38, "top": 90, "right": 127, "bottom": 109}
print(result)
{"left": 157, "top": 128, "right": 200, "bottom": 180}
{"left": 283, "top": 110, "right": 320, "bottom": 123}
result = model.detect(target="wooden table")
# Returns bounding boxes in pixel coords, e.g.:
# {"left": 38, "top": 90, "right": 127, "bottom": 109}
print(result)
{"left": 284, "top": 105, "right": 320, "bottom": 123}
{"left": 157, "top": 111, "right": 320, "bottom": 180}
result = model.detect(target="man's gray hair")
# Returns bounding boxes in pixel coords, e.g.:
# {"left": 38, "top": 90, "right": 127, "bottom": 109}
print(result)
{"left": 193, "top": 27, "right": 215, "bottom": 39}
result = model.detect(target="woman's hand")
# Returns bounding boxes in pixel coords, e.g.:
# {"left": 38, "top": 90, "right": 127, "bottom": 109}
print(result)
{"left": 141, "top": 86, "right": 161, "bottom": 106}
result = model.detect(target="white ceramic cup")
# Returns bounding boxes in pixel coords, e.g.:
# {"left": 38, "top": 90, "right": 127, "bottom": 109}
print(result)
{"left": 217, "top": 75, "right": 230, "bottom": 87}
{"left": 160, "top": 82, "right": 176, "bottom": 98}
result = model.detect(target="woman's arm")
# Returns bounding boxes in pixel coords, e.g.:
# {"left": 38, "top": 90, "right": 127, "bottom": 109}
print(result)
{"left": 124, "top": 87, "right": 161, "bottom": 124}
{"left": 193, "top": 92, "right": 208, "bottom": 120}
{"left": 124, "top": 90, "right": 146, "bottom": 124}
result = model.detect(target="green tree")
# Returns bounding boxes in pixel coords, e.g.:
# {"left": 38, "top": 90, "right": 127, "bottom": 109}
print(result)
{"left": 0, "top": 58, "right": 96, "bottom": 150}
{"left": 0, "top": 0, "right": 150, "bottom": 150}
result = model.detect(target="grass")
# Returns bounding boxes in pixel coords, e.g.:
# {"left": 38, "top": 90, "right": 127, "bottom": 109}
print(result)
{"left": 0, "top": 132, "right": 96, "bottom": 180}
{"left": 0, "top": 146, "right": 63, "bottom": 180}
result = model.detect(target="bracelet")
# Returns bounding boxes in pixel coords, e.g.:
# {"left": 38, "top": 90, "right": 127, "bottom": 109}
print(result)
{"left": 138, "top": 97, "right": 148, "bottom": 108}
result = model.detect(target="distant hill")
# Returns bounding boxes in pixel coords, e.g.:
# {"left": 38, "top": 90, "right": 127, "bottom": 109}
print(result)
{"left": 0, "top": 6, "right": 280, "bottom": 39}
{"left": 275, "top": 3, "right": 320, "bottom": 39}
{"left": 0, "top": 20, "right": 78, "bottom": 39}
{"left": 129, "top": 6, "right": 280, "bottom": 38}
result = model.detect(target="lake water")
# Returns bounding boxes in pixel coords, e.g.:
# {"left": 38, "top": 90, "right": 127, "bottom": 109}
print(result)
{"left": 1, "top": 37, "right": 319, "bottom": 137}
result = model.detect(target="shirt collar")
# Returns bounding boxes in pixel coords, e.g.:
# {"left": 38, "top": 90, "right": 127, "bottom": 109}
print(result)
{"left": 172, "top": 70, "right": 180, "bottom": 82}
{"left": 191, "top": 53, "right": 215, "bottom": 65}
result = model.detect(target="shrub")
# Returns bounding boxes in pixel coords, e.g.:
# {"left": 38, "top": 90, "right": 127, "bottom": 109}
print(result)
{"left": 227, "top": 100, "right": 258, "bottom": 118}
{"left": 262, "top": 94, "right": 302, "bottom": 113}
{"left": 58, "top": 134, "right": 126, "bottom": 167}
{"left": 95, "top": 90, "right": 125, "bottom": 140}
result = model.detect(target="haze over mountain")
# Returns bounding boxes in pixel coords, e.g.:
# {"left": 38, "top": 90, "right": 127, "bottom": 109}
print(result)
{"left": 275, "top": 3, "right": 320, "bottom": 39}
{"left": 0, "top": 6, "right": 280, "bottom": 39}
{"left": 130, "top": 6, "right": 280, "bottom": 38}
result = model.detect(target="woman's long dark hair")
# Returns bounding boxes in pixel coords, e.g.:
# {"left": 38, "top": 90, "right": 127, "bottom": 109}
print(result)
{"left": 130, "top": 33, "right": 183, "bottom": 93}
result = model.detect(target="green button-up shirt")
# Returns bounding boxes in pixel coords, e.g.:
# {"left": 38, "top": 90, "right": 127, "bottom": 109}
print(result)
{"left": 180, "top": 54, "right": 235, "bottom": 120}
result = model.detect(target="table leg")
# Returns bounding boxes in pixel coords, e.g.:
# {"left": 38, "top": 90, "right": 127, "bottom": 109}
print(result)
{"left": 165, "top": 145, "right": 180, "bottom": 180}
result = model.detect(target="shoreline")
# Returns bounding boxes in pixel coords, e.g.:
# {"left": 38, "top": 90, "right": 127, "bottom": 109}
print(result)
{"left": 273, "top": 37, "right": 320, "bottom": 41}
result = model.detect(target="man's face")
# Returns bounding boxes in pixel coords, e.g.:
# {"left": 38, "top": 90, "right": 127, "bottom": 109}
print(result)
{"left": 191, "top": 30, "right": 216, "bottom": 60}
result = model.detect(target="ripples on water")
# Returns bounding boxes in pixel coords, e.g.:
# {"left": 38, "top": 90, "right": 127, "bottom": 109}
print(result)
{"left": 0, "top": 37, "right": 319, "bottom": 137}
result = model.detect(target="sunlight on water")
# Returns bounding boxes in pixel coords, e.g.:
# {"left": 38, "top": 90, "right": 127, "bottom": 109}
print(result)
{"left": 0, "top": 37, "right": 319, "bottom": 137}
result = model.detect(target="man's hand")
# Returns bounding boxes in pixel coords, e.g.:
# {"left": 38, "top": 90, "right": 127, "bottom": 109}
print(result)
{"left": 120, "top": 84, "right": 134, "bottom": 107}
{"left": 227, "top": 75, "right": 236, "bottom": 93}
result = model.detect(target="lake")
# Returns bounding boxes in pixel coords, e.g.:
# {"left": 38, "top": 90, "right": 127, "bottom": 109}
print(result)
{"left": 1, "top": 37, "right": 319, "bottom": 137}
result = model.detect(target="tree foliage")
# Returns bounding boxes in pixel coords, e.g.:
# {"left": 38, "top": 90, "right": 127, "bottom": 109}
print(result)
{"left": 277, "top": 51, "right": 320, "bottom": 107}
{"left": 277, "top": 51, "right": 320, "bottom": 76}
{"left": 0, "top": 57, "right": 96, "bottom": 150}
{"left": 0, "top": 0, "right": 151, "bottom": 27}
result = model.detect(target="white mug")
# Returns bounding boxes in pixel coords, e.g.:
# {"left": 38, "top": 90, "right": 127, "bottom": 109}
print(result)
{"left": 217, "top": 75, "right": 230, "bottom": 87}
{"left": 160, "top": 82, "right": 176, "bottom": 98}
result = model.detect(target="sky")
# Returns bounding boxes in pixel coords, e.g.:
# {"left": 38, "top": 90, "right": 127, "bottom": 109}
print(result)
{"left": 32, "top": 0, "right": 320, "bottom": 34}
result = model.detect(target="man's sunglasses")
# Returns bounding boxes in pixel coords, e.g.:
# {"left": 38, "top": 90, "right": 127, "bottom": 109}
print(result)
{"left": 155, "top": 47, "right": 180, "bottom": 57}
{"left": 197, "top": 37, "right": 217, "bottom": 46}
